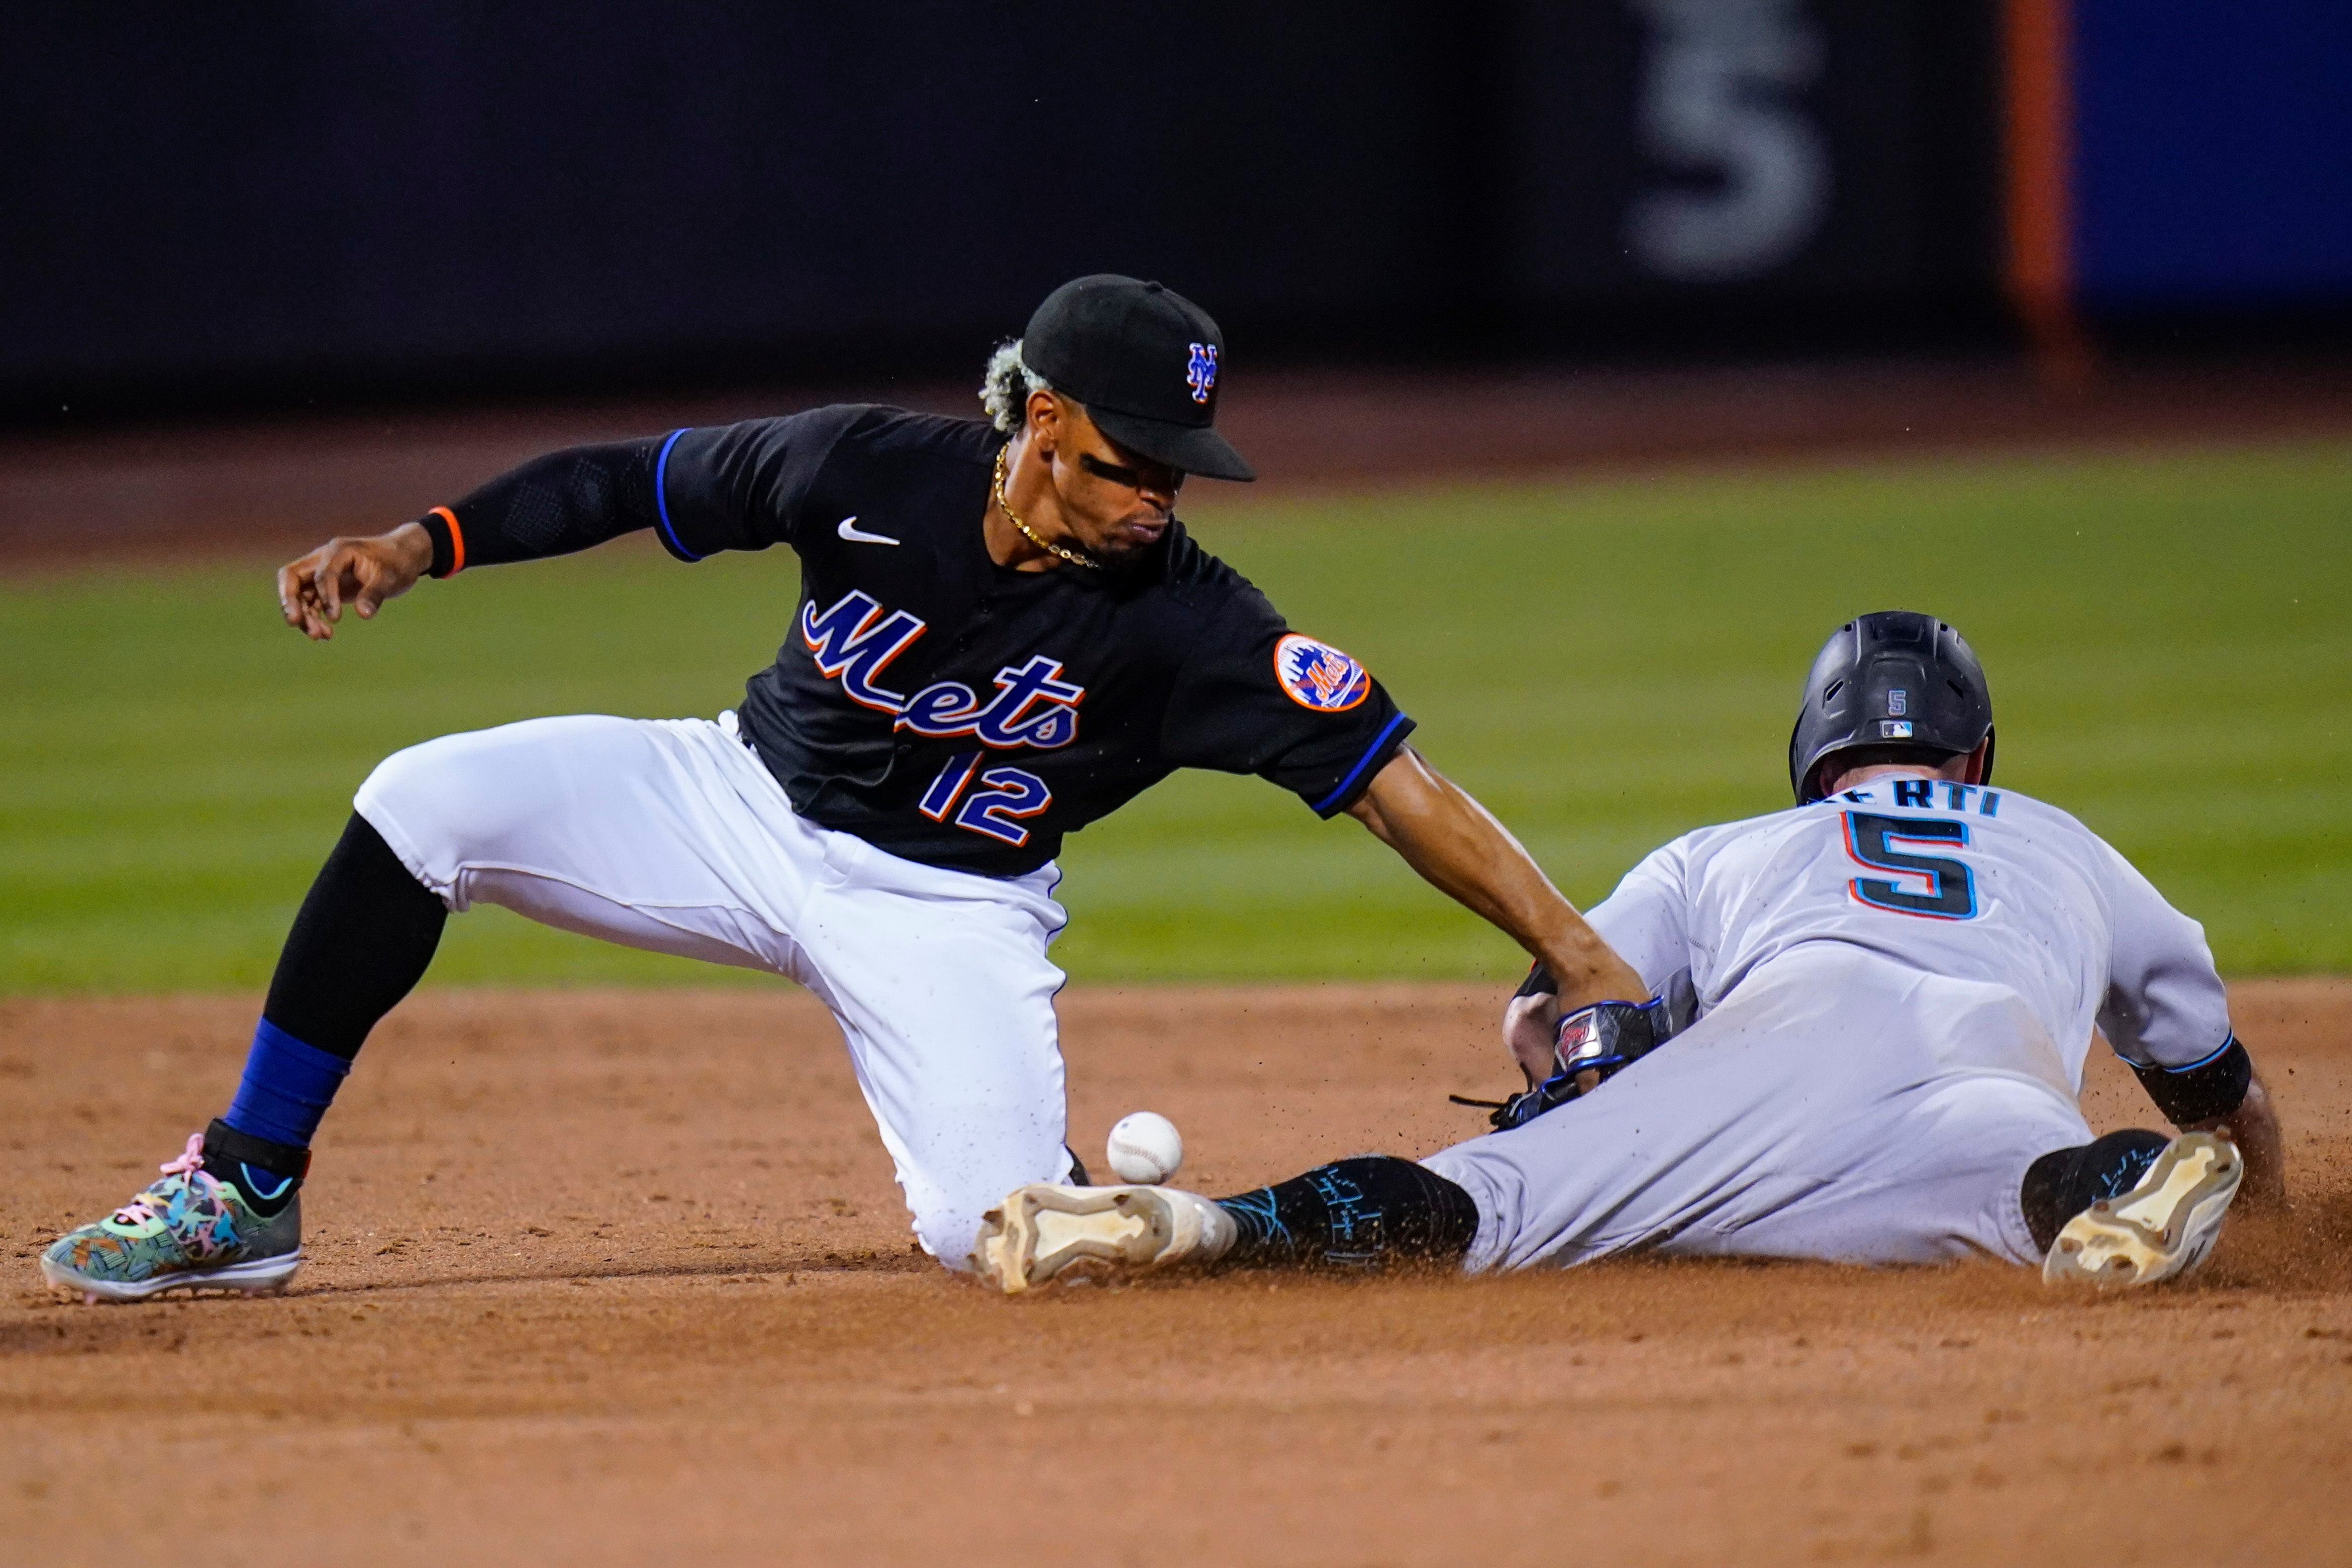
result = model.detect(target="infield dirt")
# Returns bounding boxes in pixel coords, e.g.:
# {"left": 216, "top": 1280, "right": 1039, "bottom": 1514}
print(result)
{"left": 4, "top": 980, "right": 2347, "bottom": 1565}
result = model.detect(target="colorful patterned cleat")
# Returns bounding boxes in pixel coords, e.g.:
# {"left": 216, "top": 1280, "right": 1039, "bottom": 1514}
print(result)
{"left": 970, "top": 1183, "right": 1234, "bottom": 1295}
{"left": 2042, "top": 1131, "right": 2241, "bottom": 1289}
{"left": 41, "top": 1133, "right": 303, "bottom": 1303}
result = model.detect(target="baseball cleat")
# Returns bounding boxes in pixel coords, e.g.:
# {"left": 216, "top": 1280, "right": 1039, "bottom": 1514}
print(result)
{"left": 40, "top": 1133, "right": 303, "bottom": 1303}
{"left": 2042, "top": 1132, "right": 2241, "bottom": 1289}
{"left": 970, "top": 1183, "right": 1234, "bottom": 1295}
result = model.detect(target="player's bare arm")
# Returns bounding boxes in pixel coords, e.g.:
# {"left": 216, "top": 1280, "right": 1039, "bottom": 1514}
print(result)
{"left": 276, "top": 521, "right": 433, "bottom": 641}
{"left": 1346, "top": 746, "right": 1646, "bottom": 1010}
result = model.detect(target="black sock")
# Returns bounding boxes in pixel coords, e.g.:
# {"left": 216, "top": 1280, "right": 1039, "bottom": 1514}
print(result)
{"left": 1216, "top": 1155, "right": 1478, "bottom": 1270}
{"left": 2020, "top": 1129, "right": 2173, "bottom": 1253}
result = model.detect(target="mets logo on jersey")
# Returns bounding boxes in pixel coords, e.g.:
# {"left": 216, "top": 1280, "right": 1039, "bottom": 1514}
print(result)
{"left": 1185, "top": 342, "right": 1219, "bottom": 404}
{"left": 1274, "top": 633, "right": 1371, "bottom": 712}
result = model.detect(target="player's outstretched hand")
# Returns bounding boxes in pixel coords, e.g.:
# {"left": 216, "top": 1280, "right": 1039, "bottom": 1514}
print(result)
{"left": 277, "top": 523, "right": 434, "bottom": 641}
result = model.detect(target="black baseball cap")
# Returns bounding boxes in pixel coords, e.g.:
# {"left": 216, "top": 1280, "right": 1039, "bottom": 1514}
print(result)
{"left": 1020, "top": 274, "right": 1256, "bottom": 482}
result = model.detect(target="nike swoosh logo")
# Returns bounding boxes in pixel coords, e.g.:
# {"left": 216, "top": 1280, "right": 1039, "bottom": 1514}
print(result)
{"left": 836, "top": 516, "right": 898, "bottom": 546}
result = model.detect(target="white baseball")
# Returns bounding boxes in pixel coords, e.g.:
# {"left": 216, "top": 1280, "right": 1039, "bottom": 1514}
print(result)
{"left": 1105, "top": 1111, "right": 1184, "bottom": 1184}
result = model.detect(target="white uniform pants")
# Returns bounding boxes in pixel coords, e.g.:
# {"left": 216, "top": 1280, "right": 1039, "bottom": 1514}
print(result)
{"left": 355, "top": 714, "right": 1073, "bottom": 1269}
{"left": 1423, "top": 946, "right": 2094, "bottom": 1271}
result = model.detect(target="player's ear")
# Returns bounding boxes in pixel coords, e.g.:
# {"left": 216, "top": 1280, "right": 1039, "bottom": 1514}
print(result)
{"left": 1025, "top": 388, "right": 1060, "bottom": 450}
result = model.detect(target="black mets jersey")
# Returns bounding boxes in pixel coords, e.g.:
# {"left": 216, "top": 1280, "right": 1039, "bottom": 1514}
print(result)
{"left": 421, "top": 406, "right": 1414, "bottom": 876}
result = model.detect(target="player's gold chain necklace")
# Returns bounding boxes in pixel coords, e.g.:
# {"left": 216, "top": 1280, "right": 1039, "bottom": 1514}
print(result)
{"left": 993, "top": 445, "right": 1102, "bottom": 570}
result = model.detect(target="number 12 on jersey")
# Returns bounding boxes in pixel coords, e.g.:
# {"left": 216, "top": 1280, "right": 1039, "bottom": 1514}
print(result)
{"left": 919, "top": 750, "right": 1053, "bottom": 848}
{"left": 1841, "top": 812, "right": 1977, "bottom": 921}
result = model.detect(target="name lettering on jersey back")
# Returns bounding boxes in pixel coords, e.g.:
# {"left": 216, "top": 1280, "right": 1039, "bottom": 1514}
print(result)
{"left": 799, "top": 589, "right": 1083, "bottom": 748}
{"left": 1833, "top": 780, "right": 2001, "bottom": 816}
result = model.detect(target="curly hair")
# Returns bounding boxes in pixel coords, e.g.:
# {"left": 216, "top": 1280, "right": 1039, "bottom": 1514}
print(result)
{"left": 978, "top": 338, "right": 1056, "bottom": 434}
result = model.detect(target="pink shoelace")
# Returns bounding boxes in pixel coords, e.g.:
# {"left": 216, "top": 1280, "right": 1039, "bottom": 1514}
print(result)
{"left": 111, "top": 1133, "right": 214, "bottom": 1225}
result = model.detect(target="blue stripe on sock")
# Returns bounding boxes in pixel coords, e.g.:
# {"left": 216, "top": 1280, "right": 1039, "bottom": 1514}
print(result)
{"left": 223, "top": 1018, "right": 353, "bottom": 1149}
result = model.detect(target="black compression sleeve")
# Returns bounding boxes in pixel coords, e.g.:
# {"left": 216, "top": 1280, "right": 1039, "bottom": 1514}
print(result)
{"left": 262, "top": 814, "right": 448, "bottom": 1060}
{"left": 420, "top": 438, "right": 666, "bottom": 576}
{"left": 2130, "top": 1037, "right": 2254, "bottom": 1126}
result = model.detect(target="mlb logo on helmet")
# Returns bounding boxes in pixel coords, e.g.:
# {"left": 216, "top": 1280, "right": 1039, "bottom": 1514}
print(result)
{"left": 1185, "top": 342, "right": 1219, "bottom": 404}
{"left": 1880, "top": 720, "right": 1915, "bottom": 738}
{"left": 1274, "top": 633, "right": 1371, "bottom": 712}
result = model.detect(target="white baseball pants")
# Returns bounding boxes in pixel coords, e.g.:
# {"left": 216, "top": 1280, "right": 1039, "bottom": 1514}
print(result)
{"left": 1423, "top": 945, "right": 2094, "bottom": 1271}
{"left": 354, "top": 712, "right": 1074, "bottom": 1269}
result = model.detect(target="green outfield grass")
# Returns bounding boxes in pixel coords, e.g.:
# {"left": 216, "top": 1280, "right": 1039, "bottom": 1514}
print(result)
{"left": 4, "top": 439, "right": 2347, "bottom": 993}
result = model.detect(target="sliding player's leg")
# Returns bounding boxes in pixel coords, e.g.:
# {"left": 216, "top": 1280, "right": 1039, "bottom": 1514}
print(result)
{"left": 971, "top": 1153, "right": 1479, "bottom": 1293}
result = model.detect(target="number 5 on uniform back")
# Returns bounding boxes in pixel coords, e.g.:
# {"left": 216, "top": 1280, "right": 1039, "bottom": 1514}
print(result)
{"left": 1841, "top": 812, "right": 1977, "bottom": 920}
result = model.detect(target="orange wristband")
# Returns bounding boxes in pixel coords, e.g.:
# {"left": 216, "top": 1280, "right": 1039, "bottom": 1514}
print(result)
{"left": 430, "top": 505, "right": 466, "bottom": 576}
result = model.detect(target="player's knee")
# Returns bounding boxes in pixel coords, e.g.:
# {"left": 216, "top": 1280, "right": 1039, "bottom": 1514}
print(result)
{"left": 905, "top": 1154, "right": 1076, "bottom": 1273}
{"left": 355, "top": 742, "right": 457, "bottom": 867}
{"left": 357, "top": 734, "right": 452, "bottom": 816}
{"left": 906, "top": 1194, "right": 990, "bottom": 1273}
{"left": 354, "top": 730, "right": 532, "bottom": 869}
{"left": 1416, "top": 1147, "right": 1518, "bottom": 1268}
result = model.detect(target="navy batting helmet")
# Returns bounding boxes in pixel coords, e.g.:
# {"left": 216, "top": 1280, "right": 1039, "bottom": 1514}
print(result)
{"left": 1788, "top": 612, "right": 1994, "bottom": 804}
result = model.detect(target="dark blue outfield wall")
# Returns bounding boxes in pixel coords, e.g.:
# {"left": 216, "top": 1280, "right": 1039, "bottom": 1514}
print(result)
{"left": 5, "top": 3, "right": 2346, "bottom": 421}
{"left": 0, "top": 3, "right": 2003, "bottom": 417}
{"left": 2071, "top": 0, "right": 2352, "bottom": 314}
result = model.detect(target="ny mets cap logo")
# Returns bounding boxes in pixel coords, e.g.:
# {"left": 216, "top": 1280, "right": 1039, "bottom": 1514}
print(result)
{"left": 1274, "top": 633, "right": 1371, "bottom": 712}
{"left": 1185, "top": 341, "right": 1219, "bottom": 404}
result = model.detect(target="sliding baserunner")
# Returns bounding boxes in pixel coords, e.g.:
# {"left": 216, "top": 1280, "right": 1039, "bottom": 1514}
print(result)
{"left": 975, "top": 612, "right": 2285, "bottom": 1292}
{"left": 41, "top": 275, "right": 1647, "bottom": 1301}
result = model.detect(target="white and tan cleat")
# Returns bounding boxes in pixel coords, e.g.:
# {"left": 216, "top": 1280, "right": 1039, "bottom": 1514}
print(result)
{"left": 971, "top": 1183, "right": 1235, "bottom": 1295}
{"left": 2043, "top": 1132, "right": 2243, "bottom": 1288}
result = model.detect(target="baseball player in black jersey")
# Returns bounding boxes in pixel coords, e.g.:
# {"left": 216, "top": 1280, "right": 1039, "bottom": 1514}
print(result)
{"left": 41, "top": 275, "right": 1648, "bottom": 1301}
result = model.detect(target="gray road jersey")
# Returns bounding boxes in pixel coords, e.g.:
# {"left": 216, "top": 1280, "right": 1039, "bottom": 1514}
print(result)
{"left": 1584, "top": 771, "right": 2233, "bottom": 1090}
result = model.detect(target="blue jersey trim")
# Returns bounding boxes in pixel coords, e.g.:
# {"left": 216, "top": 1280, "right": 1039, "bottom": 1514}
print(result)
{"left": 653, "top": 429, "right": 703, "bottom": 562}
{"left": 2163, "top": 1032, "right": 2240, "bottom": 1073}
{"left": 1313, "top": 713, "right": 1409, "bottom": 816}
